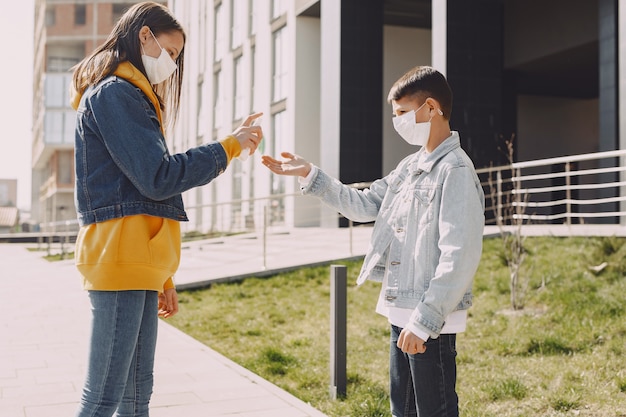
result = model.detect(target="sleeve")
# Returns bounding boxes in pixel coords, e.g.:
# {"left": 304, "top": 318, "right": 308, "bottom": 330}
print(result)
{"left": 163, "top": 277, "right": 175, "bottom": 291}
{"left": 410, "top": 166, "right": 485, "bottom": 338}
{"left": 301, "top": 167, "right": 392, "bottom": 223}
{"left": 219, "top": 135, "right": 242, "bottom": 163}
{"left": 298, "top": 165, "right": 318, "bottom": 187}
{"left": 88, "top": 80, "right": 229, "bottom": 201}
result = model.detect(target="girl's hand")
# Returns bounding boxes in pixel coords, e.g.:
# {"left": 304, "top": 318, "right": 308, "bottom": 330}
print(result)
{"left": 232, "top": 112, "right": 263, "bottom": 157}
{"left": 261, "top": 152, "right": 312, "bottom": 177}
{"left": 158, "top": 288, "right": 179, "bottom": 318}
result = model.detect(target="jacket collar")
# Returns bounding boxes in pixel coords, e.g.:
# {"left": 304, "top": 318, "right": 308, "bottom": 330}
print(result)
{"left": 71, "top": 62, "right": 164, "bottom": 134}
{"left": 112, "top": 62, "right": 163, "bottom": 129}
{"left": 409, "top": 131, "right": 460, "bottom": 174}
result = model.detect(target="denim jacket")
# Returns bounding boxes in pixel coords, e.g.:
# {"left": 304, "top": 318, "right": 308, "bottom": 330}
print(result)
{"left": 302, "top": 132, "right": 485, "bottom": 337}
{"left": 74, "top": 75, "right": 228, "bottom": 226}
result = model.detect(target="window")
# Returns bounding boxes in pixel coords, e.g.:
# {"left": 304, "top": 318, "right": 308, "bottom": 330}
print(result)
{"left": 272, "top": 26, "right": 287, "bottom": 103}
{"left": 249, "top": 44, "right": 256, "bottom": 113}
{"left": 248, "top": 0, "right": 257, "bottom": 36}
{"left": 271, "top": 0, "right": 286, "bottom": 20}
{"left": 45, "top": 74, "right": 72, "bottom": 107}
{"left": 57, "top": 151, "right": 73, "bottom": 185}
{"left": 231, "top": 160, "right": 243, "bottom": 229}
{"left": 198, "top": 1, "right": 207, "bottom": 73}
{"left": 214, "top": 3, "right": 226, "bottom": 62}
{"left": 0, "top": 184, "right": 9, "bottom": 206}
{"left": 75, "top": 4, "right": 86, "bottom": 25}
{"left": 44, "top": 110, "right": 75, "bottom": 144}
{"left": 47, "top": 57, "right": 80, "bottom": 73}
{"left": 213, "top": 70, "right": 223, "bottom": 130}
{"left": 269, "top": 110, "right": 287, "bottom": 225}
{"left": 233, "top": 55, "right": 244, "bottom": 121}
{"left": 197, "top": 79, "right": 207, "bottom": 139}
{"left": 45, "top": 6, "right": 56, "bottom": 26}
{"left": 112, "top": 3, "right": 134, "bottom": 24}
{"left": 231, "top": 0, "right": 244, "bottom": 50}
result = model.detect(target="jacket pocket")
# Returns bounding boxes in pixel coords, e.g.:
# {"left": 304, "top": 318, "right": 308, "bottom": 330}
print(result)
{"left": 114, "top": 215, "right": 179, "bottom": 272}
{"left": 414, "top": 187, "right": 436, "bottom": 223}
{"left": 148, "top": 218, "right": 180, "bottom": 272}
{"left": 387, "top": 170, "right": 407, "bottom": 194}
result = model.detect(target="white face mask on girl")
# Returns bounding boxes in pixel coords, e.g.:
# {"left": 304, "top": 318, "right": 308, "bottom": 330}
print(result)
{"left": 141, "top": 30, "right": 177, "bottom": 84}
{"left": 392, "top": 101, "right": 440, "bottom": 147}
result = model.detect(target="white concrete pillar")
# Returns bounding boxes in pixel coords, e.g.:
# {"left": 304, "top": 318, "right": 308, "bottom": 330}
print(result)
{"left": 319, "top": 0, "right": 341, "bottom": 227}
{"left": 431, "top": 0, "right": 447, "bottom": 76}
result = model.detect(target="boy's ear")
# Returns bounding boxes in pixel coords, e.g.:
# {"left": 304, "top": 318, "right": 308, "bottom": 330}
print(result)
{"left": 425, "top": 97, "right": 443, "bottom": 115}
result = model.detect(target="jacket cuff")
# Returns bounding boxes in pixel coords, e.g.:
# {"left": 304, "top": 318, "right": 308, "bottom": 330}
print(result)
{"left": 219, "top": 135, "right": 242, "bottom": 163}
{"left": 410, "top": 303, "right": 445, "bottom": 339}
{"left": 163, "top": 276, "right": 176, "bottom": 291}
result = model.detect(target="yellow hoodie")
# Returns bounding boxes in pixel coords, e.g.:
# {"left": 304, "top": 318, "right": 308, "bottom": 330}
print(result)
{"left": 73, "top": 62, "right": 241, "bottom": 292}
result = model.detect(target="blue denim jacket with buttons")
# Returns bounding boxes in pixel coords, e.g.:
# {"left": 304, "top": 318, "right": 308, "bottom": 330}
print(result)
{"left": 74, "top": 75, "right": 228, "bottom": 226}
{"left": 302, "top": 132, "right": 485, "bottom": 338}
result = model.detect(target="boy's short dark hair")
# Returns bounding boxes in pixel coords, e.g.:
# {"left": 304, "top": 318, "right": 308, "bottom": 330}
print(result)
{"left": 387, "top": 66, "right": 453, "bottom": 119}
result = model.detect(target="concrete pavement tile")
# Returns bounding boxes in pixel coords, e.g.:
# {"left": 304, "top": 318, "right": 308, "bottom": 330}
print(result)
{"left": 24, "top": 403, "right": 76, "bottom": 417}
{"left": 243, "top": 408, "right": 311, "bottom": 417}
{"left": 148, "top": 391, "right": 202, "bottom": 407}
{"left": 189, "top": 384, "right": 271, "bottom": 402}
{"left": 1, "top": 231, "right": 373, "bottom": 417}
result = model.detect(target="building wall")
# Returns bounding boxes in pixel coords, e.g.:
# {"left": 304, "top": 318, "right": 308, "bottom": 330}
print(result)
{"left": 0, "top": 180, "right": 18, "bottom": 207}
{"left": 170, "top": 0, "right": 292, "bottom": 233}
{"left": 382, "top": 25, "right": 431, "bottom": 175}
{"left": 503, "top": 0, "right": 598, "bottom": 69}
{"left": 517, "top": 96, "right": 599, "bottom": 161}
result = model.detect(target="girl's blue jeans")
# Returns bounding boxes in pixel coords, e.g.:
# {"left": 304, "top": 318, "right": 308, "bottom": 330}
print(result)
{"left": 389, "top": 325, "right": 458, "bottom": 417}
{"left": 75, "top": 290, "right": 159, "bottom": 417}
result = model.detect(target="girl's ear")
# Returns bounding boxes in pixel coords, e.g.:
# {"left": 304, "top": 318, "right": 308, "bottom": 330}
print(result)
{"left": 138, "top": 25, "right": 151, "bottom": 45}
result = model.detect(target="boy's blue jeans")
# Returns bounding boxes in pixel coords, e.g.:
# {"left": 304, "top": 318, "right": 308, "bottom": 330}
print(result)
{"left": 389, "top": 325, "right": 458, "bottom": 417}
{"left": 75, "top": 290, "right": 159, "bottom": 417}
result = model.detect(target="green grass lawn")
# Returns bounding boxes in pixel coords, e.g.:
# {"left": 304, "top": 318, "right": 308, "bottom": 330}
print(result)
{"left": 167, "top": 236, "right": 626, "bottom": 417}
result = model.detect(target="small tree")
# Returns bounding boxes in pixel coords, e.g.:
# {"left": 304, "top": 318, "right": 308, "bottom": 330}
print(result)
{"left": 488, "top": 137, "right": 529, "bottom": 310}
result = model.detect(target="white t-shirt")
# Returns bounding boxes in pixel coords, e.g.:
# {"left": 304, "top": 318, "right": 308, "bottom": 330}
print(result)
{"left": 375, "top": 268, "right": 467, "bottom": 342}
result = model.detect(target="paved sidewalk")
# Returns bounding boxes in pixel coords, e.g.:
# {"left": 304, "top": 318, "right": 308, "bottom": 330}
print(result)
{"left": 0, "top": 226, "right": 374, "bottom": 417}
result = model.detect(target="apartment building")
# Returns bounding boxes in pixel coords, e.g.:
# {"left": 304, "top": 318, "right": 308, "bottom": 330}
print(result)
{"left": 168, "top": 0, "right": 624, "bottom": 233}
{"left": 31, "top": 0, "right": 625, "bottom": 230}
{"left": 31, "top": 0, "right": 165, "bottom": 228}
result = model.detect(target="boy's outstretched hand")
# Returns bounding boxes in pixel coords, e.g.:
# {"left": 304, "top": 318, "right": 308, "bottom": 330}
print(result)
{"left": 261, "top": 152, "right": 312, "bottom": 177}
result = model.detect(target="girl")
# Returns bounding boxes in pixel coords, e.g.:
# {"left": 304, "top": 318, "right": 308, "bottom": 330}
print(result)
{"left": 71, "top": 2, "right": 261, "bottom": 416}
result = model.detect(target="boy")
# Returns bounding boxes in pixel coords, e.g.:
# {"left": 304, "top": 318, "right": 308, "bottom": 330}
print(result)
{"left": 262, "top": 66, "right": 484, "bottom": 417}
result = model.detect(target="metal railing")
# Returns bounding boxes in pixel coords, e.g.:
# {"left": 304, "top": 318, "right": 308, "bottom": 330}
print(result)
{"left": 476, "top": 149, "right": 626, "bottom": 225}
{"left": 6, "top": 149, "right": 626, "bottom": 252}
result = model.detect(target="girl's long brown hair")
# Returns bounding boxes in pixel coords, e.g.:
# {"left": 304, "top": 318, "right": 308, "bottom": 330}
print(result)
{"left": 72, "top": 1, "right": 186, "bottom": 128}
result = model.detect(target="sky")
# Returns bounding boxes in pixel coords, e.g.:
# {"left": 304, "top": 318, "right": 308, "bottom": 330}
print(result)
{"left": 0, "top": 0, "right": 34, "bottom": 210}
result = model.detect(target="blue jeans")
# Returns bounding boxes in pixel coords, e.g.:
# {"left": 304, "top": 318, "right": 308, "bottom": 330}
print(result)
{"left": 75, "top": 291, "right": 159, "bottom": 417}
{"left": 389, "top": 325, "right": 458, "bottom": 417}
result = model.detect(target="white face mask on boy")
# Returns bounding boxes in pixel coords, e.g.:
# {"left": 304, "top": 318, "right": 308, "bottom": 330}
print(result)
{"left": 392, "top": 101, "right": 442, "bottom": 147}
{"left": 141, "top": 29, "right": 177, "bottom": 84}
